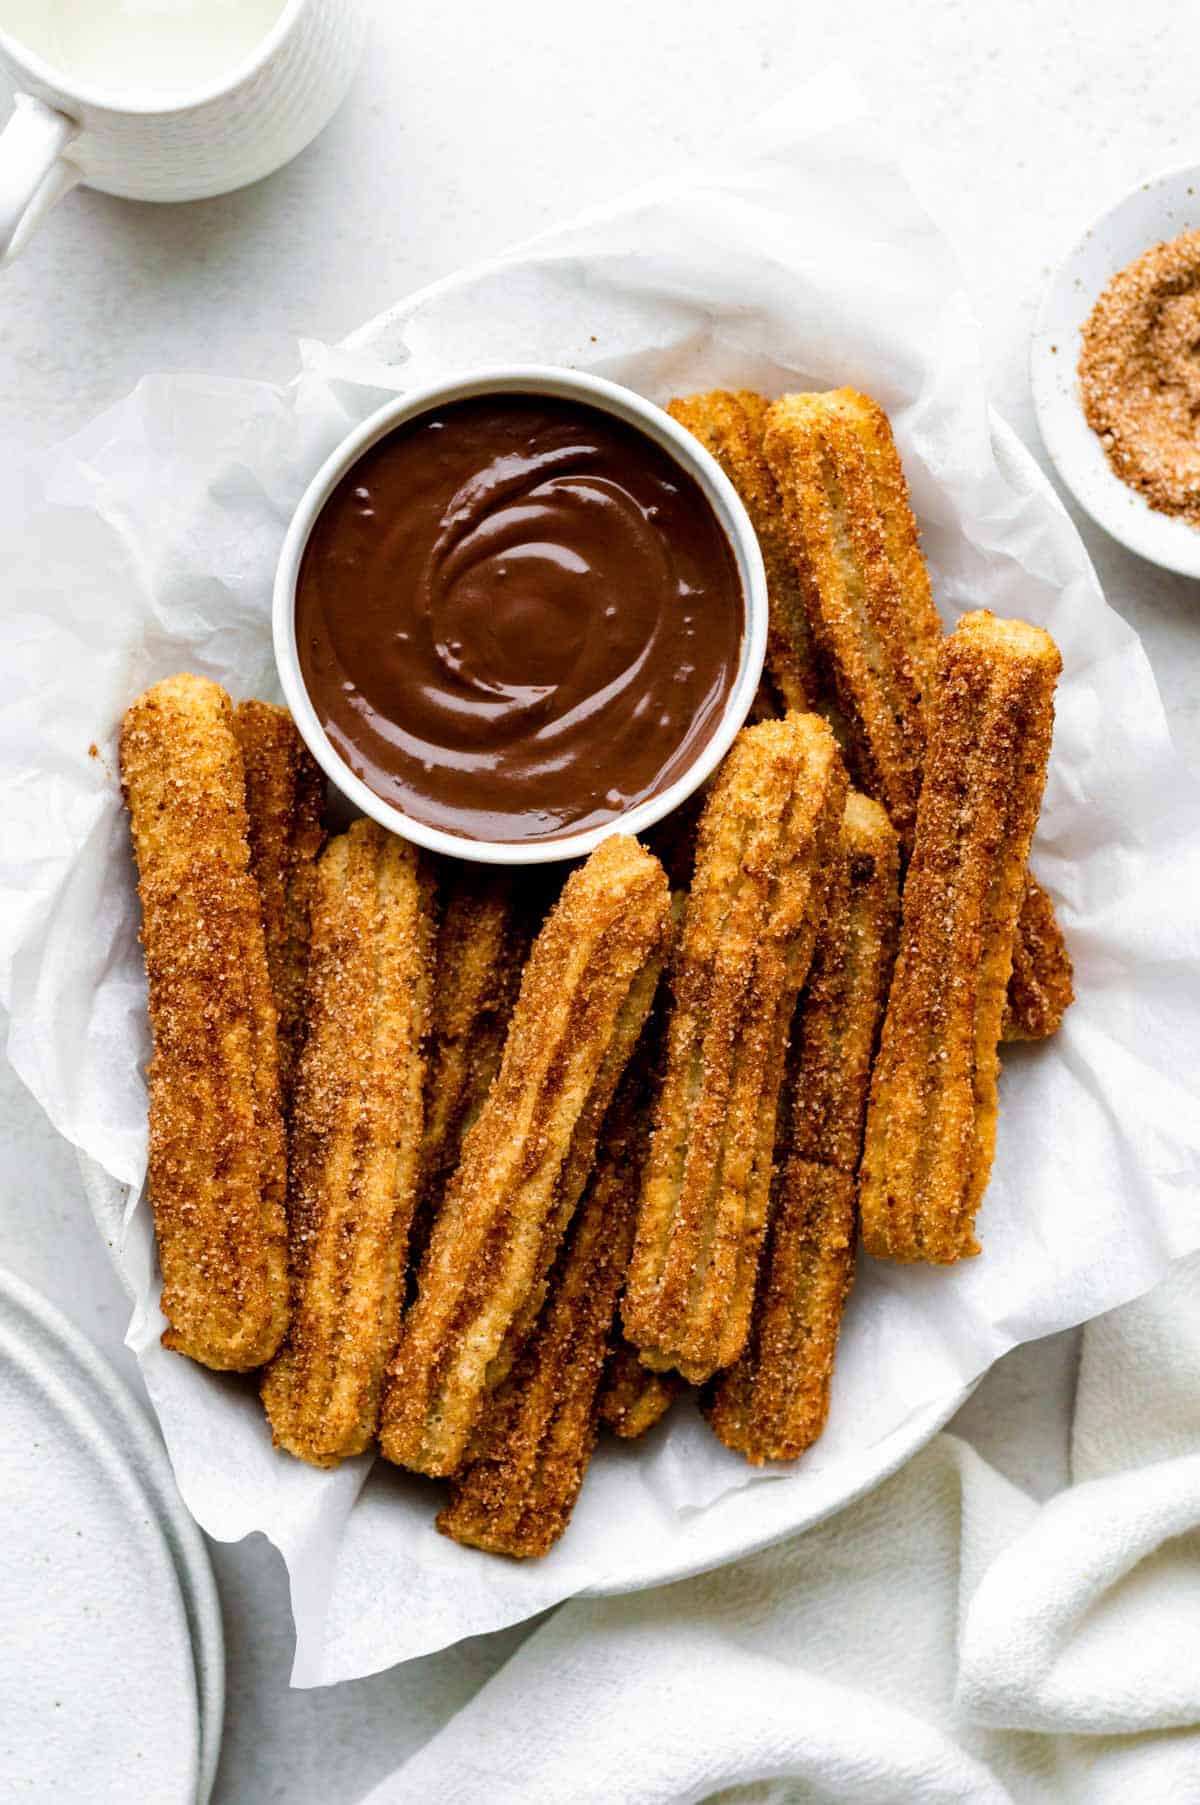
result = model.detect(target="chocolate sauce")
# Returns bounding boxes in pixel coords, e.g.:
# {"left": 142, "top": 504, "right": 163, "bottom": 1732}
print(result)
{"left": 296, "top": 394, "right": 744, "bottom": 844}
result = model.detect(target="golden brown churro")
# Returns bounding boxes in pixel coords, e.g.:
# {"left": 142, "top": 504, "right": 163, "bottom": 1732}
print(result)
{"left": 232, "top": 700, "right": 325, "bottom": 1110}
{"left": 410, "top": 865, "right": 540, "bottom": 1275}
{"left": 859, "top": 612, "right": 1062, "bottom": 1264}
{"left": 763, "top": 390, "right": 929, "bottom": 844}
{"left": 261, "top": 820, "right": 435, "bottom": 1465}
{"left": 598, "top": 1344, "right": 682, "bottom": 1441}
{"left": 437, "top": 1023, "right": 660, "bottom": 1557}
{"left": 705, "top": 793, "right": 899, "bottom": 1461}
{"left": 761, "top": 388, "right": 1071, "bottom": 1042}
{"left": 120, "top": 674, "right": 289, "bottom": 1371}
{"left": 1005, "top": 873, "right": 1075, "bottom": 1041}
{"left": 380, "top": 835, "right": 671, "bottom": 1477}
{"left": 669, "top": 390, "right": 821, "bottom": 714}
{"left": 623, "top": 714, "right": 847, "bottom": 1384}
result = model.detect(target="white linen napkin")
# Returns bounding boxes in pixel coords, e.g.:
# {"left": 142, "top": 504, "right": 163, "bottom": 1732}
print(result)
{"left": 363, "top": 1257, "right": 1200, "bottom": 1804}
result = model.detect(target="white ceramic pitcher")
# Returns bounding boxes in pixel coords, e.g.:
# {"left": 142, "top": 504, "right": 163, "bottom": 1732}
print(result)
{"left": 0, "top": 0, "right": 367, "bottom": 262}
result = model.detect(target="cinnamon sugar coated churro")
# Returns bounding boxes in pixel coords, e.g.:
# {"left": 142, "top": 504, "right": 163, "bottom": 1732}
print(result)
{"left": 784, "top": 794, "right": 901, "bottom": 1175}
{"left": 706, "top": 793, "right": 899, "bottom": 1461}
{"left": 1005, "top": 874, "right": 1075, "bottom": 1041}
{"left": 859, "top": 612, "right": 1062, "bottom": 1264}
{"left": 380, "top": 835, "right": 671, "bottom": 1477}
{"left": 761, "top": 387, "right": 1071, "bottom": 1042}
{"left": 623, "top": 714, "right": 847, "bottom": 1384}
{"left": 261, "top": 820, "right": 434, "bottom": 1466}
{"left": 232, "top": 700, "right": 326, "bottom": 1110}
{"left": 438, "top": 1020, "right": 660, "bottom": 1557}
{"left": 120, "top": 674, "right": 289, "bottom": 1371}
{"left": 598, "top": 1344, "right": 682, "bottom": 1441}
{"left": 668, "top": 390, "right": 821, "bottom": 714}
{"left": 764, "top": 390, "right": 929, "bottom": 845}
{"left": 411, "top": 865, "right": 538, "bottom": 1273}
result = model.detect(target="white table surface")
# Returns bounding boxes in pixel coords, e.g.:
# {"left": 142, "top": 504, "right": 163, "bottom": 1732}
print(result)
{"left": 2, "top": 4, "right": 1197, "bottom": 1799}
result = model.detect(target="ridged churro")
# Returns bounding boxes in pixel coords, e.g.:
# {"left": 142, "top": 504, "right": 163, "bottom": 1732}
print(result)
{"left": 669, "top": 390, "right": 821, "bottom": 714}
{"left": 763, "top": 390, "right": 929, "bottom": 845}
{"left": 1006, "top": 873, "right": 1075, "bottom": 1041}
{"left": 827, "top": 391, "right": 1071, "bottom": 1046}
{"left": 232, "top": 700, "right": 325, "bottom": 1110}
{"left": 761, "top": 386, "right": 1071, "bottom": 1040}
{"left": 437, "top": 1022, "right": 659, "bottom": 1557}
{"left": 783, "top": 794, "right": 901, "bottom": 1176}
{"left": 706, "top": 793, "right": 898, "bottom": 1461}
{"left": 410, "top": 865, "right": 540, "bottom": 1275}
{"left": 623, "top": 714, "right": 847, "bottom": 1384}
{"left": 380, "top": 835, "right": 671, "bottom": 1477}
{"left": 120, "top": 674, "right": 289, "bottom": 1371}
{"left": 859, "top": 612, "right": 1062, "bottom": 1263}
{"left": 261, "top": 819, "right": 435, "bottom": 1465}
{"left": 598, "top": 1343, "right": 681, "bottom": 1441}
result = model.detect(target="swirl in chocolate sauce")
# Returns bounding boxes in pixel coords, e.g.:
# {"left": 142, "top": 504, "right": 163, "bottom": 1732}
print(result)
{"left": 296, "top": 394, "right": 744, "bottom": 844}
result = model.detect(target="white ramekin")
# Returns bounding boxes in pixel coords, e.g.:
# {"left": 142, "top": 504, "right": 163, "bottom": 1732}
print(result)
{"left": 273, "top": 366, "right": 768, "bottom": 866}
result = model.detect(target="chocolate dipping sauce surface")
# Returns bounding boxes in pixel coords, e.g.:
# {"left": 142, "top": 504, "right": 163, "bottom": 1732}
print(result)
{"left": 295, "top": 394, "right": 744, "bottom": 844}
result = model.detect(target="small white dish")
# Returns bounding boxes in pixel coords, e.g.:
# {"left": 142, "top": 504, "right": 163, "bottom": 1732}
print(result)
{"left": 273, "top": 366, "right": 769, "bottom": 867}
{"left": 1032, "top": 162, "right": 1200, "bottom": 579}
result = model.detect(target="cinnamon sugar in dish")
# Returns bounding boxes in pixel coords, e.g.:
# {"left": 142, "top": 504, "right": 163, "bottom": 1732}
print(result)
{"left": 1078, "top": 228, "right": 1200, "bottom": 530}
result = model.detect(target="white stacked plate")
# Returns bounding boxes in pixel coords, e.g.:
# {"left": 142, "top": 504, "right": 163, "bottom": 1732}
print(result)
{"left": 0, "top": 1268, "right": 223, "bottom": 1803}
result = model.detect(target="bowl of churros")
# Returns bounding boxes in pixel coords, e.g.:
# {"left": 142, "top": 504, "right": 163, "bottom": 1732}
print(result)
{"left": 273, "top": 366, "right": 770, "bottom": 864}
{"left": 117, "top": 375, "right": 1074, "bottom": 1560}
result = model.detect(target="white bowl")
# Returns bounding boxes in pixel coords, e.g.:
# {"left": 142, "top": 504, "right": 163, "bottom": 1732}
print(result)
{"left": 273, "top": 366, "right": 768, "bottom": 865}
{"left": 1032, "top": 163, "right": 1200, "bottom": 579}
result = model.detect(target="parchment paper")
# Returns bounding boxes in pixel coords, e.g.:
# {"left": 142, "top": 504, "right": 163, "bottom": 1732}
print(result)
{"left": 2, "top": 73, "right": 1198, "bottom": 1685}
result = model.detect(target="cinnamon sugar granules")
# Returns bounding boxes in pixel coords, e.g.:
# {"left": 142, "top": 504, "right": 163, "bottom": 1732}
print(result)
{"left": 1079, "top": 228, "right": 1200, "bottom": 530}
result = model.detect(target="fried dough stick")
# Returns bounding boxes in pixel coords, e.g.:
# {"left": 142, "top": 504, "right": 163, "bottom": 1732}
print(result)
{"left": 410, "top": 865, "right": 539, "bottom": 1274}
{"left": 1005, "top": 873, "right": 1075, "bottom": 1041}
{"left": 120, "top": 674, "right": 289, "bottom": 1371}
{"left": 261, "top": 820, "right": 435, "bottom": 1465}
{"left": 437, "top": 1017, "right": 660, "bottom": 1557}
{"left": 762, "top": 386, "right": 1072, "bottom": 1040}
{"left": 623, "top": 715, "right": 847, "bottom": 1384}
{"left": 859, "top": 612, "right": 1062, "bottom": 1264}
{"left": 597, "top": 1345, "right": 681, "bottom": 1441}
{"left": 763, "top": 390, "right": 929, "bottom": 845}
{"left": 380, "top": 836, "right": 671, "bottom": 1477}
{"left": 668, "top": 390, "right": 821, "bottom": 714}
{"left": 232, "top": 701, "right": 325, "bottom": 1111}
{"left": 705, "top": 794, "right": 899, "bottom": 1461}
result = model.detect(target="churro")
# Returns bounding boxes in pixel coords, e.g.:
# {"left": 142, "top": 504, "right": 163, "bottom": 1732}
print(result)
{"left": 598, "top": 1344, "right": 681, "bottom": 1441}
{"left": 762, "top": 387, "right": 1071, "bottom": 1040}
{"left": 706, "top": 793, "right": 898, "bottom": 1461}
{"left": 669, "top": 389, "right": 821, "bottom": 713}
{"left": 438, "top": 1024, "right": 659, "bottom": 1557}
{"left": 763, "top": 390, "right": 929, "bottom": 843}
{"left": 261, "top": 819, "right": 435, "bottom": 1465}
{"left": 120, "top": 674, "right": 289, "bottom": 1371}
{"left": 411, "top": 865, "right": 539, "bottom": 1275}
{"left": 232, "top": 700, "right": 325, "bottom": 1110}
{"left": 623, "top": 714, "right": 847, "bottom": 1384}
{"left": 859, "top": 612, "right": 1062, "bottom": 1263}
{"left": 1006, "top": 873, "right": 1075, "bottom": 1041}
{"left": 380, "top": 835, "right": 671, "bottom": 1477}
